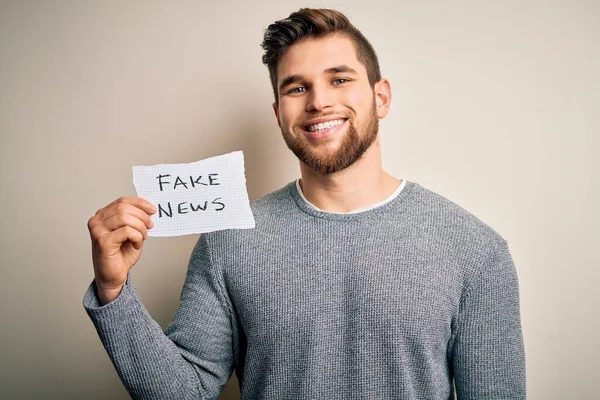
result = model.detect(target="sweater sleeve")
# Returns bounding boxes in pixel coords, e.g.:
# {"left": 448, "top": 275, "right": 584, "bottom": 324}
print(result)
{"left": 83, "top": 234, "right": 234, "bottom": 400}
{"left": 451, "top": 239, "right": 526, "bottom": 399}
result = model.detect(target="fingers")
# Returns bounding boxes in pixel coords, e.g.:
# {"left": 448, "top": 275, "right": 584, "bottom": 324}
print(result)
{"left": 88, "top": 198, "right": 152, "bottom": 285}
{"left": 104, "top": 212, "right": 150, "bottom": 239}
{"left": 108, "top": 226, "right": 144, "bottom": 250}
{"left": 88, "top": 197, "right": 156, "bottom": 243}
{"left": 101, "top": 201, "right": 155, "bottom": 231}
{"left": 105, "top": 197, "right": 156, "bottom": 216}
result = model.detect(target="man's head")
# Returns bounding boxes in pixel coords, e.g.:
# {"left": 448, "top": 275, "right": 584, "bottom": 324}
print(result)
{"left": 261, "top": 8, "right": 382, "bottom": 105}
{"left": 260, "top": 8, "right": 391, "bottom": 175}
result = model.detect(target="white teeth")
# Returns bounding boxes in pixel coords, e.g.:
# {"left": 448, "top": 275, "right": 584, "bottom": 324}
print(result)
{"left": 307, "top": 119, "right": 345, "bottom": 132}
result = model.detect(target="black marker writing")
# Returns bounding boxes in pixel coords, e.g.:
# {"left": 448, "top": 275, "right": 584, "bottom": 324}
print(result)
{"left": 174, "top": 176, "right": 188, "bottom": 190}
{"left": 156, "top": 197, "right": 226, "bottom": 218}
{"left": 212, "top": 197, "right": 225, "bottom": 211}
{"left": 158, "top": 202, "right": 172, "bottom": 218}
{"left": 157, "top": 174, "right": 171, "bottom": 192}
{"left": 156, "top": 174, "right": 221, "bottom": 191}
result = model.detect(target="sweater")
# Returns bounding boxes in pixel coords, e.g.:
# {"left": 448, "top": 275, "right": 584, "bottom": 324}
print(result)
{"left": 83, "top": 180, "right": 526, "bottom": 399}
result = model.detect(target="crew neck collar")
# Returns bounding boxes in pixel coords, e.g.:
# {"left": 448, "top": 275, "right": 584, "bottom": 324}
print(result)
{"left": 288, "top": 179, "right": 416, "bottom": 221}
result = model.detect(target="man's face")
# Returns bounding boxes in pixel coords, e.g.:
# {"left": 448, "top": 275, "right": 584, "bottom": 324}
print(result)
{"left": 273, "top": 34, "right": 385, "bottom": 175}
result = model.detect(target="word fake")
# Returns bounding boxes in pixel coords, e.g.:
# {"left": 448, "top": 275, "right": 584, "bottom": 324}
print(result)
{"left": 156, "top": 173, "right": 220, "bottom": 191}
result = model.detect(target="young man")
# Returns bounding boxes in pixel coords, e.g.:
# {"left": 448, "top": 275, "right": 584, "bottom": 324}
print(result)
{"left": 85, "top": 8, "right": 526, "bottom": 399}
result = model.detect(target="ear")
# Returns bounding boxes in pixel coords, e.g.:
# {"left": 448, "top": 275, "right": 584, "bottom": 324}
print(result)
{"left": 374, "top": 78, "right": 392, "bottom": 119}
{"left": 272, "top": 102, "right": 282, "bottom": 129}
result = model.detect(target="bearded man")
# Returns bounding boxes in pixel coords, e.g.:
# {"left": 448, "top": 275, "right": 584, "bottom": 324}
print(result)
{"left": 85, "top": 8, "right": 526, "bottom": 400}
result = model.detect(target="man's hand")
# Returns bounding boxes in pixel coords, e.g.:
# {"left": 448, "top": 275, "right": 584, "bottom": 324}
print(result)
{"left": 87, "top": 197, "right": 156, "bottom": 305}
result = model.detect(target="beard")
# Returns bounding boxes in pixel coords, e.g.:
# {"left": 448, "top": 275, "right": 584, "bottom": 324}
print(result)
{"left": 281, "top": 104, "right": 379, "bottom": 175}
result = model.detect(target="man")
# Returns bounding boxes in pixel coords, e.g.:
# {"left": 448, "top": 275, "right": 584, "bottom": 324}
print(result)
{"left": 84, "top": 8, "right": 526, "bottom": 399}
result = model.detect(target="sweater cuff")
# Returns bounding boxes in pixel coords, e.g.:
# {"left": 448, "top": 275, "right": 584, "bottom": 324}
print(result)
{"left": 82, "top": 273, "right": 138, "bottom": 315}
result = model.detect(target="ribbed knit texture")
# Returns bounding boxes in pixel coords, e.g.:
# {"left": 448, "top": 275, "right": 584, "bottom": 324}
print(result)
{"left": 83, "top": 180, "right": 526, "bottom": 399}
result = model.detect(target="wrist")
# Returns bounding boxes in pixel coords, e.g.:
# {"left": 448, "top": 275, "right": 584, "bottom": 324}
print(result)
{"left": 95, "top": 281, "right": 125, "bottom": 305}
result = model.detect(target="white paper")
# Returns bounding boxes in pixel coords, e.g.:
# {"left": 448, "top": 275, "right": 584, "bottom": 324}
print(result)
{"left": 132, "top": 151, "right": 255, "bottom": 237}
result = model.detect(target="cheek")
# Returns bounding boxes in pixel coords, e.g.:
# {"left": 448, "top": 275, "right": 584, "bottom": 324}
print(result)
{"left": 344, "top": 86, "right": 373, "bottom": 113}
{"left": 277, "top": 100, "right": 299, "bottom": 128}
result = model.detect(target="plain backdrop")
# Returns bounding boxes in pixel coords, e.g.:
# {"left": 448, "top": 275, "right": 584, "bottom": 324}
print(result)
{"left": 0, "top": 1, "right": 598, "bottom": 399}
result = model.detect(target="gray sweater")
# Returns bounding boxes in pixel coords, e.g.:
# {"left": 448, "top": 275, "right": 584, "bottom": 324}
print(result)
{"left": 83, "top": 180, "right": 526, "bottom": 399}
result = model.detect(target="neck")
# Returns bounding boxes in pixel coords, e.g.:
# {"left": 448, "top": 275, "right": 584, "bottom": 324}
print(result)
{"left": 298, "top": 136, "right": 402, "bottom": 213}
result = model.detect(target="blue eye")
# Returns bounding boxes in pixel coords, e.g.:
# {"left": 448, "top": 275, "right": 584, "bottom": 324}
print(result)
{"left": 333, "top": 78, "right": 348, "bottom": 85}
{"left": 290, "top": 87, "right": 306, "bottom": 94}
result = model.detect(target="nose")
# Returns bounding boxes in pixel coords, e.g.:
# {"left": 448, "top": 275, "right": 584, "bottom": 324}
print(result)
{"left": 306, "top": 84, "right": 334, "bottom": 112}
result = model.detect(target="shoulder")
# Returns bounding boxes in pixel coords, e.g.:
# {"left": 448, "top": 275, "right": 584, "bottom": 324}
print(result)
{"left": 402, "top": 182, "right": 516, "bottom": 292}
{"left": 406, "top": 182, "right": 508, "bottom": 257}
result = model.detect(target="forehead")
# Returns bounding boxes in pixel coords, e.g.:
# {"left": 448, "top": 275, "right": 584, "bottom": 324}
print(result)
{"left": 277, "top": 34, "right": 367, "bottom": 82}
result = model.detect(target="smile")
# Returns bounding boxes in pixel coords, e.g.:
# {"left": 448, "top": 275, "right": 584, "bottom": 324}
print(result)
{"left": 306, "top": 119, "right": 345, "bottom": 132}
{"left": 302, "top": 118, "right": 348, "bottom": 140}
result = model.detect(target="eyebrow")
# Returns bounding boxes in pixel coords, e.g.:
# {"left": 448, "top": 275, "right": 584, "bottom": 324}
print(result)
{"left": 279, "top": 65, "right": 359, "bottom": 92}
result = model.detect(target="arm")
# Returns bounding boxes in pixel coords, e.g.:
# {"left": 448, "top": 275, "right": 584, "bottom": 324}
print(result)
{"left": 450, "top": 239, "right": 526, "bottom": 399}
{"left": 83, "top": 234, "right": 235, "bottom": 400}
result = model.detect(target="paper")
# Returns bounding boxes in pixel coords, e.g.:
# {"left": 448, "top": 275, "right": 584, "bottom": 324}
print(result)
{"left": 132, "top": 151, "right": 255, "bottom": 237}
